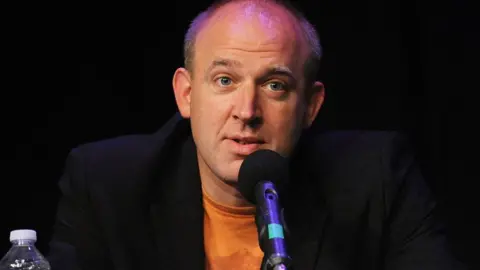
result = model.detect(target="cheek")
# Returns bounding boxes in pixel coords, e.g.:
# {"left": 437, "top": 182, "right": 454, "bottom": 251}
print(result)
{"left": 263, "top": 98, "right": 305, "bottom": 151}
{"left": 192, "top": 89, "right": 230, "bottom": 120}
{"left": 190, "top": 84, "right": 231, "bottom": 138}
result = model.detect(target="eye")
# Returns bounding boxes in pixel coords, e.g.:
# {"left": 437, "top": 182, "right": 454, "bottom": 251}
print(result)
{"left": 267, "top": 81, "right": 286, "bottom": 91}
{"left": 216, "top": 76, "right": 233, "bottom": 86}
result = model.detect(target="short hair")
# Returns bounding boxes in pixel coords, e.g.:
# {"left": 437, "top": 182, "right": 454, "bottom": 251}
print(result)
{"left": 183, "top": 0, "right": 322, "bottom": 85}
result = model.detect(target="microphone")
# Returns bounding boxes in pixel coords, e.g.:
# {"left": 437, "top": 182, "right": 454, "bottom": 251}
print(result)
{"left": 238, "top": 149, "right": 292, "bottom": 270}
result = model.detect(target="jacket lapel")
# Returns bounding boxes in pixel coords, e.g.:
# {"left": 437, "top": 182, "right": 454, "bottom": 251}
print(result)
{"left": 283, "top": 132, "right": 330, "bottom": 270}
{"left": 147, "top": 115, "right": 205, "bottom": 270}
{"left": 283, "top": 171, "right": 329, "bottom": 269}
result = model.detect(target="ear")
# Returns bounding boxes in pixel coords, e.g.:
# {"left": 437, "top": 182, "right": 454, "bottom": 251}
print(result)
{"left": 172, "top": 67, "right": 193, "bottom": 118}
{"left": 303, "top": 81, "right": 325, "bottom": 128}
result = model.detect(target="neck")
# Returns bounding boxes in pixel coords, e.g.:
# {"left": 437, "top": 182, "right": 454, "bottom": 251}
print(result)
{"left": 197, "top": 153, "right": 252, "bottom": 207}
{"left": 202, "top": 176, "right": 252, "bottom": 207}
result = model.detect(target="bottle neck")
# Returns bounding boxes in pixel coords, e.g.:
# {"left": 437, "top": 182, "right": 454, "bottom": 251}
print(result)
{"left": 11, "top": 239, "right": 36, "bottom": 246}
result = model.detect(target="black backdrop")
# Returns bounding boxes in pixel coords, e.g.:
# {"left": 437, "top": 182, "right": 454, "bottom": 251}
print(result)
{"left": 1, "top": 0, "right": 477, "bottom": 268}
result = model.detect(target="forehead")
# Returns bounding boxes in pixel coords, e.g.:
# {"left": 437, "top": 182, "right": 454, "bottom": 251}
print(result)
{"left": 193, "top": 2, "right": 309, "bottom": 73}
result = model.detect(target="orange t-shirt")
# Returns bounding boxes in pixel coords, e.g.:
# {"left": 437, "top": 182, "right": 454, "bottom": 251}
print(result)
{"left": 202, "top": 186, "right": 264, "bottom": 270}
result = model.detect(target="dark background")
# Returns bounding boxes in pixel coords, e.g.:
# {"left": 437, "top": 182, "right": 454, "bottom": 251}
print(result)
{"left": 1, "top": 0, "right": 477, "bottom": 268}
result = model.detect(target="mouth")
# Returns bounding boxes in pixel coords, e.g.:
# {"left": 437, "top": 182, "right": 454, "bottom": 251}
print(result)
{"left": 228, "top": 137, "right": 265, "bottom": 155}
{"left": 232, "top": 138, "right": 264, "bottom": 145}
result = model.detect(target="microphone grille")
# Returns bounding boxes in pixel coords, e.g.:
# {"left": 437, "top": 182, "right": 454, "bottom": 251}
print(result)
{"left": 238, "top": 149, "right": 289, "bottom": 204}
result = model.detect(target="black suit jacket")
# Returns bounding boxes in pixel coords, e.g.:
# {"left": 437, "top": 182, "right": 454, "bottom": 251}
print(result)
{"left": 46, "top": 113, "right": 465, "bottom": 270}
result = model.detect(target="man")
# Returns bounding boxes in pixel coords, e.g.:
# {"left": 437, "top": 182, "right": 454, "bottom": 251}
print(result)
{"left": 47, "top": 0, "right": 464, "bottom": 269}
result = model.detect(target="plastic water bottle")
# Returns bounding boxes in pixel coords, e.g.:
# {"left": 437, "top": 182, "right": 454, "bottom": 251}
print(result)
{"left": 0, "top": 229, "right": 51, "bottom": 270}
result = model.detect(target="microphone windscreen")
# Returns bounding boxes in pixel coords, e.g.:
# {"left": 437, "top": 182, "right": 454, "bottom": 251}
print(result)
{"left": 238, "top": 149, "right": 289, "bottom": 204}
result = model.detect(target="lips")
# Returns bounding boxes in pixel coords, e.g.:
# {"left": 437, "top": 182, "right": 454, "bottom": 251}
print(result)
{"left": 227, "top": 136, "right": 265, "bottom": 156}
{"left": 232, "top": 138, "right": 263, "bottom": 144}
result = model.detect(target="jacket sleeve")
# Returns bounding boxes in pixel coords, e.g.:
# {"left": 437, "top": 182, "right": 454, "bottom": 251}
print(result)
{"left": 382, "top": 134, "right": 467, "bottom": 270}
{"left": 46, "top": 147, "right": 113, "bottom": 270}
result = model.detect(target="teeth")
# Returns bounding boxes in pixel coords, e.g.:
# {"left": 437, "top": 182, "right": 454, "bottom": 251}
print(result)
{"left": 233, "top": 139, "right": 260, "bottom": 145}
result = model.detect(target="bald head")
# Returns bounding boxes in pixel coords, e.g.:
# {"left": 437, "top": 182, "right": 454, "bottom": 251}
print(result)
{"left": 183, "top": 0, "right": 321, "bottom": 84}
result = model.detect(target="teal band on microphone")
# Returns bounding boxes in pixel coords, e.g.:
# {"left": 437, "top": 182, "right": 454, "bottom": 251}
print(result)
{"left": 268, "top": 223, "right": 284, "bottom": 239}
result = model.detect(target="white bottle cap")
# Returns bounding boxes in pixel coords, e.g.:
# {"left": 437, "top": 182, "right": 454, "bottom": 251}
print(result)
{"left": 10, "top": 229, "right": 37, "bottom": 242}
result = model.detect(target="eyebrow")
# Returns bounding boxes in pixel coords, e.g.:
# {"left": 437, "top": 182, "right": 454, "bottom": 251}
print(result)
{"left": 205, "top": 58, "right": 243, "bottom": 75}
{"left": 261, "top": 66, "right": 295, "bottom": 81}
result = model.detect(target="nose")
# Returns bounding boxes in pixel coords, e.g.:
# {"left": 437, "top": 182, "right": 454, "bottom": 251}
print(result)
{"left": 232, "top": 85, "right": 261, "bottom": 126}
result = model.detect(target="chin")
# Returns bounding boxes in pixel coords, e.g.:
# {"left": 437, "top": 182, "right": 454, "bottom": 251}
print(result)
{"left": 215, "top": 159, "right": 243, "bottom": 184}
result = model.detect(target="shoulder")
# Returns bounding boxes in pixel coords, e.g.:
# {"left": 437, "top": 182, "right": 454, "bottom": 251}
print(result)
{"left": 297, "top": 130, "right": 417, "bottom": 204}
{"left": 62, "top": 113, "right": 189, "bottom": 192}
{"left": 302, "top": 129, "right": 413, "bottom": 168}
{"left": 71, "top": 133, "right": 157, "bottom": 170}
{"left": 69, "top": 113, "right": 187, "bottom": 167}
{"left": 312, "top": 129, "right": 408, "bottom": 151}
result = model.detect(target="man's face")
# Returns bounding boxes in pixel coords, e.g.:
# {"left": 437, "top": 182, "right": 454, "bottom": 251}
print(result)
{"left": 174, "top": 3, "right": 324, "bottom": 184}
